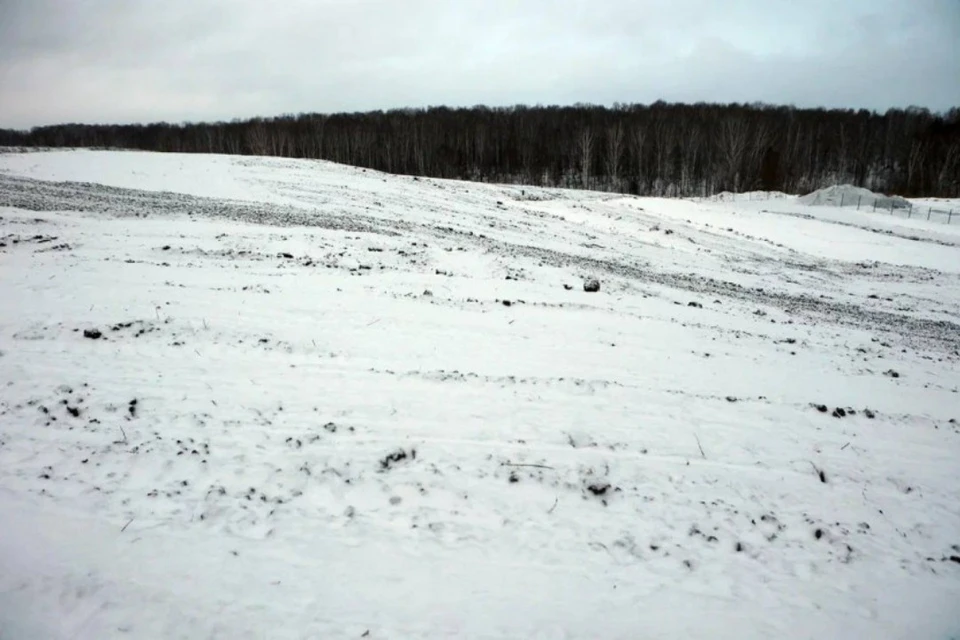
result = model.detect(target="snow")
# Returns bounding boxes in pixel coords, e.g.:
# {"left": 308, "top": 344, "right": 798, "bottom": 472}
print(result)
{"left": 0, "top": 148, "right": 269, "bottom": 201}
{"left": 700, "top": 190, "right": 791, "bottom": 203}
{"left": 799, "top": 184, "right": 910, "bottom": 211}
{"left": 1, "top": 150, "right": 959, "bottom": 639}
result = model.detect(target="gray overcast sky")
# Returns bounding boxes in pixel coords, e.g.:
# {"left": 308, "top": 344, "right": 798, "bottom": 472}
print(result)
{"left": 1, "top": 0, "right": 958, "bottom": 128}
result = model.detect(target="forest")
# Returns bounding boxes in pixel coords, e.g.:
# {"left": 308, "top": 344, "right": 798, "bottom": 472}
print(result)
{"left": 1, "top": 102, "right": 958, "bottom": 197}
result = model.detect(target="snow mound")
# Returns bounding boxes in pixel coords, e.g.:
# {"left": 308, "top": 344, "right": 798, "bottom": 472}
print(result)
{"left": 800, "top": 184, "right": 910, "bottom": 210}
{"left": 701, "top": 190, "right": 790, "bottom": 203}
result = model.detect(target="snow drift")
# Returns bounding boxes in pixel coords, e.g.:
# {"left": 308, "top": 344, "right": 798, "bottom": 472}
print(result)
{"left": 799, "top": 184, "right": 910, "bottom": 210}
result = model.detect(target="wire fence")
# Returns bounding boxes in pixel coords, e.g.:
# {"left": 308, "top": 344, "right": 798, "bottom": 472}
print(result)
{"left": 732, "top": 190, "right": 959, "bottom": 225}
{"left": 834, "top": 193, "right": 957, "bottom": 224}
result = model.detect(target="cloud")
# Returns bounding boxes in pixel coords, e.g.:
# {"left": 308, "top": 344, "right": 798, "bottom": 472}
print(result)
{"left": 1, "top": 0, "right": 958, "bottom": 128}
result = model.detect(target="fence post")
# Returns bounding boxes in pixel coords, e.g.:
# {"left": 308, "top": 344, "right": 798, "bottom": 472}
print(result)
{"left": 950, "top": 209, "right": 954, "bottom": 224}
{"left": 857, "top": 195, "right": 862, "bottom": 210}
{"left": 873, "top": 200, "right": 877, "bottom": 212}
{"left": 927, "top": 207, "right": 932, "bottom": 221}
{"left": 841, "top": 193, "right": 845, "bottom": 207}
{"left": 890, "top": 201, "right": 894, "bottom": 214}
{"left": 908, "top": 204, "right": 912, "bottom": 218}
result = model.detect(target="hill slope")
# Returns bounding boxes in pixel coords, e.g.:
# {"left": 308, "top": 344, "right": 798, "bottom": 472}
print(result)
{"left": 1, "top": 150, "right": 959, "bottom": 639}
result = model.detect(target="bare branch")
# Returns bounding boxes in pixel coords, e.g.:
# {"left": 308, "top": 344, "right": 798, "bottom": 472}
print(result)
{"left": 693, "top": 434, "right": 706, "bottom": 459}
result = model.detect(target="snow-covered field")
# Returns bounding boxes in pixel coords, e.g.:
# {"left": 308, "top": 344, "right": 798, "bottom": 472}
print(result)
{"left": 1, "top": 149, "right": 959, "bottom": 639}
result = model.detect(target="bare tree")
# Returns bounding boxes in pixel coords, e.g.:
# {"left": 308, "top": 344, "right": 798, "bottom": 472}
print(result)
{"left": 245, "top": 120, "right": 269, "bottom": 156}
{"left": 604, "top": 124, "right": 624, "bottom": 192}
{"left": 630, "top": 126, "right": 647, "bottom": 194}
{"left": 719, "top": 117, "right": 749, "bottom": 192}
{"left": 936, "top": 143, "right": 958, "bottom": 194}
{"left": 907, "top": 140, "right": 926, "bottom": 195}
{"left": 578, "top": 127, "right": 594, "bottom": 189}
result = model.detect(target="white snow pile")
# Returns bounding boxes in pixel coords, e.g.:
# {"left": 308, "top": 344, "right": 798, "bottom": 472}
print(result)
{"left": 800, "top": 184, "right": 910, "bottom": 210}
{"left": 698, "top": 190, "right": 791, "bottom": 203}
{"left": 1, "top": 149, "right": 960, "bottom": 640}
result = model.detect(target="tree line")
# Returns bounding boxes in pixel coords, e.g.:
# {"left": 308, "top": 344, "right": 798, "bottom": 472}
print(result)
{"left": 2, "top": 102, "right": 958, "bottom": 197}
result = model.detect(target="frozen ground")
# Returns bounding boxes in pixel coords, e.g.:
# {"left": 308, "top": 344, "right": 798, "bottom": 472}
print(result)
{"left": 1, "top": 149, "right": 959, "bottom": 639}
